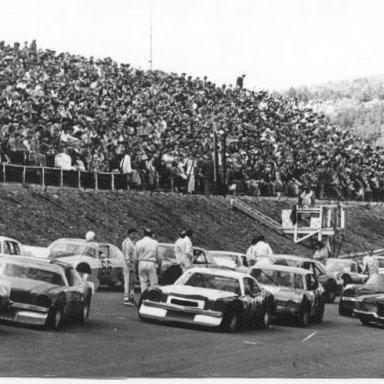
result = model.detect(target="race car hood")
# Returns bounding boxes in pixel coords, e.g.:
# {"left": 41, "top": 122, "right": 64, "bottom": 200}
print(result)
{"left": 0, "top": 277, "right": 59, "bottom": 297}
{"left": 160, "top": 284, "right": 238, "bottom": 300}
{"left": 353, "top": 284, "right": 384, "bottom": 297}
{"left": 259, "top": 284, "right": 303, "bottom": 303}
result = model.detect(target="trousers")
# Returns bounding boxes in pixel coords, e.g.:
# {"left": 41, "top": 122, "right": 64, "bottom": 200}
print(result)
{"left": 138, "top": 260, "right": 158, "bottom": 293}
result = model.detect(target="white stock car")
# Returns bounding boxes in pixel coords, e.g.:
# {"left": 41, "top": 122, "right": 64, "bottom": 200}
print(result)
{"left": 48, "top": 238, "right": 125, "bottom": 292}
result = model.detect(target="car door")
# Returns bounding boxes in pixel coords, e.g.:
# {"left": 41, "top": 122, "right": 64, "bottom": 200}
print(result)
{"left": 242, "top": 277, "right": 262, "bottom": 321}
{"left": 108, "top": 245, "right": 124, "bottom": 283}
{"left": 305, "top": 273, "right": 320, "bottom": 313}
{"left": 97, "top": 244, "right": 113, "bottom": 284}
{"left": 63, "top": 268, "right": 85, "bottom": 318}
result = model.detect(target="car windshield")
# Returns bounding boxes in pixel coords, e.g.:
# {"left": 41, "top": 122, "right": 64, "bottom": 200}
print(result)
{"left": 366, "top": 273, "right": 384, "bottom": 286}
{"left": 0, "top": 262, "right": 65, "bottom": 286}
{"left": 208, "top": 253, "right": 240, "bottom": 268}
{"left": 49, "top": 240, "right": 97, "bottom": 258}
{"left": 326, "top": 259, "right": 353, "bottom": 272}
{"left": 182, "top": 272, "right": 241, "bottom": 294}
{"left": 251, "top": 268, "right": 304, "bottom": 289}
{"left": 158, "top": 245, "right": 176, "bottom": 261}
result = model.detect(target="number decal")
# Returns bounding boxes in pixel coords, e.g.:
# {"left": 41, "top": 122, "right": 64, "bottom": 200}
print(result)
{"left": 101, "top": 260, "right": 112, "bottom": 275}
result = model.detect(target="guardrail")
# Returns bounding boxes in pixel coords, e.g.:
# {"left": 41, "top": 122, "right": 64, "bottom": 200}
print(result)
{"left": 1, "top": 163, "right": 133, "bottom": 191}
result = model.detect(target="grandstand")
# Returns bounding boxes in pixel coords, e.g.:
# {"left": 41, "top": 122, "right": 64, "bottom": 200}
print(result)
{"left": 0, "top": 40, "right": 384, "bottom": 200}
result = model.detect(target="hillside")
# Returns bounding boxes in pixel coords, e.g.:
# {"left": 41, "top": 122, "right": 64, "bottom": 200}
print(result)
{"left": 1, "top": 184, "right": 384, "bottom": 257}
{"left": 282, "top": 74, "right": 384, "bottom": 143}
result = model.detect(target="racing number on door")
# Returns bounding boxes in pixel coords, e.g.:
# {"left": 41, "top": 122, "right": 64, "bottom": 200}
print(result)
{"left": 101, "top": 259, "right": 112, "bottom": 275}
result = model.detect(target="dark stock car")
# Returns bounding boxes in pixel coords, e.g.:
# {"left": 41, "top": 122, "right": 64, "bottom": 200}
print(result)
{"left": 250, "top": 265, "right": 326, "bottom": 327}
{"left": 138, "top": 268, "right": 275, "bottom": 332}
{"left": 339, "top": 273, "right": 384, "bottom": 317}
{"left": 0, "top": 256, "right": 93, "bottom": 330}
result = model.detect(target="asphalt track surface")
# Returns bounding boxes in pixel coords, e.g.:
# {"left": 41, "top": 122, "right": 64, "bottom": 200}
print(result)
{"left": 0, "top": 288, "right": 383, "bottom": 378}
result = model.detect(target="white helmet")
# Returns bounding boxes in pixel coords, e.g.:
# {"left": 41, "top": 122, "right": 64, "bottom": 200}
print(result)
{"left": 85, "top": 231, "right": 96, "bottom": 241}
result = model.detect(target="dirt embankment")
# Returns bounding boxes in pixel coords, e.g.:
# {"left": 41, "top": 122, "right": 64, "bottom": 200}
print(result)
{"left": 0, "top": 184, "right": 383, "bottom": 256}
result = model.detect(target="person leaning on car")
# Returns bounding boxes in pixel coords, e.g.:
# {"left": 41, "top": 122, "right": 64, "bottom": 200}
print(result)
{"left": 363, "top": 249, "right": 379, "bottom": 277}
{"left": 122, "top": 227, "right": 139, "bottom": 306}
{"left": 135, "top": 228, "right": 162, "bottom": 293}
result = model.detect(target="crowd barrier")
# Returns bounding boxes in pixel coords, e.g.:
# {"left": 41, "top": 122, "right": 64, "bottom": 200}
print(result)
{"left": 0, "top": 163, "right": 133, "bottom": 191}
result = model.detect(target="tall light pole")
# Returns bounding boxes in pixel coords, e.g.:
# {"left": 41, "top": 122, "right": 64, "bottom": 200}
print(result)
{"left": 149, "top": 0, "right": 153, "bottom": 71}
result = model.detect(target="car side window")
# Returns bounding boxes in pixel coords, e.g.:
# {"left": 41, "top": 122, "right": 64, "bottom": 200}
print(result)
{"left": 11, "top": 242, "right": 21, "bottom": 255}
{"left": 302, "top": 262, "right": 312, "bottom": 271}
{"left": 314, "top": 264, "right": 325, "bottom": 276}
{"left": 99, "top": 245, "right": 109, "bottom": 259}
{"left": 243, "top": 278, "right": 260, "bottom": 296}
{"left": 350, "top": 263, "right": 357, "bottom": 273}
{"left": 242, "top": 256, "right": 249, "bottom": 267}
{"left": 306, "top": 274, "right": 318, "bottom": 290}
{"left": 3, "top": 241, "right": 11, "bottom": 255}
{"left": 193, "top": 250, "right": 206, "bottom": 264}
{"left": 109, "top": 245, "right": 121, "bottom": 259}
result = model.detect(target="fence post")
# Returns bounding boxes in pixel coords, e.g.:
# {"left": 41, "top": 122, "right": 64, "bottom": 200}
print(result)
{"left": 3, "top": 163, "right": 5, "bottom": 184}
{"left": 60, "top": 169, "right": 63, "bottom": 187}
{"left": 78, "top": 171, "right": 81, "bottom": 189}
{"left": 111, "top": 173, "right": 115, "bottom": 191}
{"left": 42, "top": 167, "right": 45, "bottom": 187}
{"left": 22, "top": 166, "right": 26, "bottom": 184}
{"left": 95, "top": 171, "right": 98, "bottom": 191}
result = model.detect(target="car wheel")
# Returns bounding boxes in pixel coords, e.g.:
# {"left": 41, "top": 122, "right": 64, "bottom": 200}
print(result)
{"left": 256, "top": 306, "right": 271, "bottom": 329}
{"left": 360, "top": 316, "right": 370, "bottom": 326}
{"left": 47, "top": 305, "right": 64, "bottom": 330}
{"left": 221, "top": 306, "right": 240, "bottom": 333}
{"left": 325, "top": 280, "right": 337, "bottom": 303}
{"left": 312, "top": 299, "right": 325, "bottom": 323}
{"left": 297, "top": 305, "right": 311, "bottom": 327}
{"left": 338, "top": 302, "right": 352, "bottom": 317}
{"left": 342, "top": 274, "right": 351, "bottom": 286}
{"left": 79, "top": 298, "right": 91, "bottom": 324}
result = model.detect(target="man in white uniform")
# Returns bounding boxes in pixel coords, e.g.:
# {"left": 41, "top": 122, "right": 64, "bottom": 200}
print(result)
{"left": 253, "top": 235, "right": 273, "bottom": 257}
{"left": 363, "top": 250, "right": 379, "bottom": 277}
{"left": 122, "top": 228, "right": 138, "bottom": 306}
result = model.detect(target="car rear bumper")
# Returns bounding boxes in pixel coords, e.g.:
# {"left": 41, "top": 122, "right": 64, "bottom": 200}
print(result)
{"left": 0, "top": 302, "right": 49, "bottom": 326}
{"left": 139, "top": 300, "right": 223, "bottom": 327}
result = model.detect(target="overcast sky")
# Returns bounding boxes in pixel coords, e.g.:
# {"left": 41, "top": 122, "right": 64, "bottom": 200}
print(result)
{"left": 1, "top": 0, "right": 384, "bottom": 91}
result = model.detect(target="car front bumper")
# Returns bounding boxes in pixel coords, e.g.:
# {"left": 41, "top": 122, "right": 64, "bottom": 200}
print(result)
{"left": 139, "top": 300, "right": 223, "bottom": 327}
{"left": 354, "top": 309, "right": 384, "bottom": 323}
{"left": 0, "top": 302, "right": 49, "bottom": 326}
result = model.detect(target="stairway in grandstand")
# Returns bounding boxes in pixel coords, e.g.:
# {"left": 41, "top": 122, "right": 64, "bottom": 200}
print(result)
{"left": 230, "top": 198, "right": 283, "bottom": 235}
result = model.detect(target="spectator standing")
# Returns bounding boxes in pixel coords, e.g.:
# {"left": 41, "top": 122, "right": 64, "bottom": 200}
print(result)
{"left": 312, "top": 241, "right": 329, "bottom": 265}
{"left": 135, "top": 228, "right": 161, "bottom": 293}
{"left": 55, "top": 147, "right": 74, "bottom": 170}
{"left": 253, "top": 235, "right": 273, "bottom": 257}
{"left": 246, "top": 238, "right": 257, "bottom": 265}
{"left": 175, "top": 230, "right": 194, "bottom": 268}
{"left": 121, "top": 227, "right": 139, "bottom": 306}
{"left": 363, "top": 249, "right": 379, "bottom": 277}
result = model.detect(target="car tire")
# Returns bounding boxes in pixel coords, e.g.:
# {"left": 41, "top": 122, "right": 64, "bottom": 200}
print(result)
{"left": 297, "top": 305, "right": 311, "bottom": 327}
{"left": 360, "top": 316, "right": 371, "bottom": 326}
{"left": 312, "top": 298, "right": 325, "bottom": 323}
{"left": 342, "top": 274, "right": 351, "bottom": 286}
{"left": 221, "top": 305, "right": 240, "bottom": 333}
{"left": 79, "top": 298, "right": 91, "bottom": 324}
{"left": 325, "top": 280, "right": 337, "bottom": 303}
{"left": 338, "top": 302, "right": 352, "bottom": 317}
{"left": 47, "top": 304, "right": 64, "bottom": 330}
{"left": 256, "top": 306, "right": 271, "bottom": 329}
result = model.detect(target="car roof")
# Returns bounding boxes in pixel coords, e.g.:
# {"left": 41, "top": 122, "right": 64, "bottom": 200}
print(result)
{"left": 187, "top": 267, "right": 252, "bottom": 280}
{"left": 0, "top": 255, "right": 69, "bottom": 272}
{"left": 0, "top": 236, "right": 21, "bottom": 243}
{"left": 251, "top": 264, "right": 313, "bottom": 275}
{"left": 50, "top": 238, "right": 111, "bottom": 246}
{"left": 259, "top": 254, "right": 312, "bottom": 262}
{"left": 206, "top": 250, "right": 245, "bottom": 257}
{"left": 159, "top": 242, "right": 207, "bottom": 251}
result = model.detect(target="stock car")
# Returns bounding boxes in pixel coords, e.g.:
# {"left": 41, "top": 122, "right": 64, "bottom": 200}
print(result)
{"left": 0, "top": 256, "right": 93, "bottom": 329}
{"left": 249, "top": 265, "right": 325, "bottom": 327}
{"left": 0, "top": 281, "right": 11, "bottom": 312}
{"left": 206, "top": 250, "right": 250, "bottom": 269}
{"left": 255, "top": 254, "right": 343, "bottom": 303}
{"left": 48, "top": 238, "right": 125, "bottom": 291}
{"left": 138, "top": 268, "right": 275, "bottom": 332}
{"left": 326, "top": 258, "right": 368, "bottom": 286}
{"left": 339, "top": 273, "right": 384, "bottom": 317}
{"left": 354, "top": 287, "right": 384, "bottom": 326}
{"left": 158, "top": 243, "right": 221, "bottom": 285}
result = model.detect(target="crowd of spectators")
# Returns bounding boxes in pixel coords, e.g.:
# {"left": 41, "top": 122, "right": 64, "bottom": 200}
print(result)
{"left": 1, "top": 40, "right": 384, "bottom": 200}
